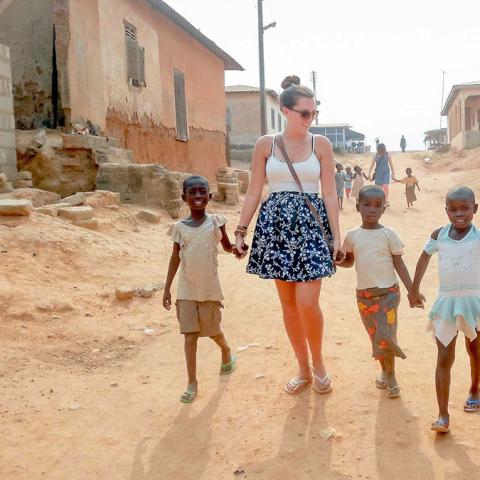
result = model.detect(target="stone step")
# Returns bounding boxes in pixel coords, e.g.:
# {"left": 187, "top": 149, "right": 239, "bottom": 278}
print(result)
{"left": 62, "top": 134, "right": 120, "bottom": 150}
{"left": 95, "top": 147, "right": 134, "bottom": 165}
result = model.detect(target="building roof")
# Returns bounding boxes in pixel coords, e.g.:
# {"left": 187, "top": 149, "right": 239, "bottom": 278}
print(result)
{"left": 441, "top": 81, "right": 480, "bottom": 115}
{"left": 310, "top": 123, "right": 352, "bottom": 129}
{"left": 226, "top": 85, "right": 279, "bottom": 100}
{"left": 146, "top": 0, "right": 243, "bottom": 71}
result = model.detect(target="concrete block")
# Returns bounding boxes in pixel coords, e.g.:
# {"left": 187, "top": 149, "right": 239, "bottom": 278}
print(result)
{"left": 62, "top": 134, "right": 108, "bottom": 150}
{"left": 84, "top": 190, "right": 121, "bottom": 208}
{"left": 13, "top": 179, "right": 33, "bottom": 189}
{"left": 137, "top": 209, "right": 161, "bottom": 223}
{"left": 14, "top": 171, "right": 32, "bottom": 181}
{"left": 57, "top": 192, "right": 86, "bottom": 206}
{"left": 0, "top": 199, "right": 33, "bottom": 216}
{"left": 0, "top": 181, "right": 13, "bottom": 193}
{"left": 34, "top": 206, "right": 58, "bottom": 217}
{"left": 58, "top": 206, "right": 94, "bottom": 222}
{"left": 0, "top": 172, "right": 7, "bottom": 184}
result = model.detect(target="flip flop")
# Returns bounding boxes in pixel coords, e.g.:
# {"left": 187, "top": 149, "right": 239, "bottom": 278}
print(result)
{"left": 283, "top": 376, "right": 312, "bottom": 395}
{"left": 180, "top": 388, "right": 197, "bottom": 404}
{"left": 388, "top": 385, "right": 401, "bottom": 399}
{"left": 220, "top": 355, "right": 237, "bottom": 375}
{"left": 312, "top": 369, "right": 333, "bottom": 394}
{"left": 431, "top": 418, "right": 449, "bottom": 433}
{"left": 463, "top": 399, "right": 480, "bottom": 412}
{"left": 375, "top": 377, "right": 387, "bottom": 390}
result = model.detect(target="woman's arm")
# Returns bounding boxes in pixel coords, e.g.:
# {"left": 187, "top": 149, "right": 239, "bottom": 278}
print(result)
{"left": 367, "top": 157, "right": 376, "bottom": 179}
{"left": 388, "top": 153, "right": 396, "bottom": 178}
{"left": 235, "top": 136, "right": 270, "bottom": 255}
{"left": 316, "top": 136, "right": 343, "bottom": 259}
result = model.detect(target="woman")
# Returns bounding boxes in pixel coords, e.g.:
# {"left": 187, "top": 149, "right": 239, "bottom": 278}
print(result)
{"left": 235, "top": 75, "right": 342, "bottom": 395}
{"left": 368, "top": 143, "right": 395, "bottom": 206}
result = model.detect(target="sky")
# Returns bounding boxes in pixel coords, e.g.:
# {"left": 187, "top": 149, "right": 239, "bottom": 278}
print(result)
{"left": 167, "top": 0, "right": 480, "bottom": 151}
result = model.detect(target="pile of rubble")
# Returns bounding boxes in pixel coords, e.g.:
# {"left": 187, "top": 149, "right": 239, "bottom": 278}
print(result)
{"left": 213, "top": 167, "right": 250, "bottom": 205}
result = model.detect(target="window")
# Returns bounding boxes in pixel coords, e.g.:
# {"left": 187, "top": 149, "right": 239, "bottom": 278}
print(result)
{"left": 278, "top": 113, "right": 282, "bottom": 131}
{"left": 271, "top": 108, "right": 275, "bottom": 129}
{"left": 124, "top": 21, "right": 146, "bottom": 87}
{"left": 174, "top": 69, "right": 188, "bottom": 141}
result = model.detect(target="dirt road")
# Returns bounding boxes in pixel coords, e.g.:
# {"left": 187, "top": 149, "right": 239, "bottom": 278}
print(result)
{"left": 1, "top": 150, "right": 480, "bottom": 479}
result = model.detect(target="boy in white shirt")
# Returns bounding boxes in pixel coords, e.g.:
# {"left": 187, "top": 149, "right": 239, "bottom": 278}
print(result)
{"left": 339, "top": 185, "right": 417, "bottom": 398}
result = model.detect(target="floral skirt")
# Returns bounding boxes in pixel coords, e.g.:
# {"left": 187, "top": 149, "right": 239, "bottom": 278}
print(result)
{"left": 246, "top": 192, "right": 335, "bottom": 282}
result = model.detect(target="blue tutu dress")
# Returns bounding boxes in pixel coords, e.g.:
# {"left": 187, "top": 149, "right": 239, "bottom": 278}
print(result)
{"left": 424, "top": 224, "right": 480, "bottom": 346}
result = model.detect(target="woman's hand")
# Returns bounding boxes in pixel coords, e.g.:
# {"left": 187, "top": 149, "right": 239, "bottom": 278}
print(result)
{"left": 333, "top": 238, "right": 345, "bottom": 265}
{"left": 235, "top": 234, "right": 249, "bottom": 259}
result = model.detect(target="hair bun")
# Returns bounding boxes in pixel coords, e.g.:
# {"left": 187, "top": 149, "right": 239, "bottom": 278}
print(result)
{"left": 281, "top": 75, "right": 301, "bottom": 90}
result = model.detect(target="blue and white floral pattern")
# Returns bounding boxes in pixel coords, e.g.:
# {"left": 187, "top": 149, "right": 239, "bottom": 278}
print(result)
{"left": 247, "top": 192, "right": 335, "bottom": 281}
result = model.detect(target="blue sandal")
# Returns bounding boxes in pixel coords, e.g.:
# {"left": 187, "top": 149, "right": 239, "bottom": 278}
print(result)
{"left": 464, "top": 399, "right": 480, "bottom": 412}
{"left": 220, "top": 355, "right": 237, "bottom": 375}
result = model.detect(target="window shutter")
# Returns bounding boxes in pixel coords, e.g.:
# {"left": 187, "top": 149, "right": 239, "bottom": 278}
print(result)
{"left": 174, "top": 69, "right": 188, "bottom": 141}
{"left": 137, "top": 45, "right": 146, "bottom": 86}
{"left": 126, "top": 36, "right": 138, "bottom": 84}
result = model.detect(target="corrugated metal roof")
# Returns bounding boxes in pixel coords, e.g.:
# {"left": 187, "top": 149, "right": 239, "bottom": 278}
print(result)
{"left": 146, "top": 0, "right": 243, "bottom": 71}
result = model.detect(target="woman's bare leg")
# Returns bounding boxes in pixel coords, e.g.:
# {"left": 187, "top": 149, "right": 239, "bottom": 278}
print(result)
{"left": 295, "top": 280, "right": 327, "bottom": 379}
{"left": 275, "top": 280, "right": 310, "bottom": 378}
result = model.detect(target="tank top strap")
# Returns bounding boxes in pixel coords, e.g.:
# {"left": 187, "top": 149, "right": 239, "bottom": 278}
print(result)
{"left": 312, "top": 134, "right": 315, "bottom": 155}
{"left": 270, "top": 135, "right": 276, "bottom": 157}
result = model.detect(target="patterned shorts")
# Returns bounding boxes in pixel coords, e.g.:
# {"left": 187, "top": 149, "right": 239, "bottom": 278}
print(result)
{"left": 356, "top": 285, "right": 406, "bottom": 360}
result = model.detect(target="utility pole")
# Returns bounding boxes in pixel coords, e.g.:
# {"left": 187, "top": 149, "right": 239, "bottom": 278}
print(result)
{"left": 440, "top": 69, "right": 446, "bottom": 129}
{"left": 257, "top": 1, "right": 276, "bottom": 136}
{"left": 311, "top": 71, "right": 319, "bottom": 125}
{"left": 257, "top": 0, "right": 267, "bottom": 136}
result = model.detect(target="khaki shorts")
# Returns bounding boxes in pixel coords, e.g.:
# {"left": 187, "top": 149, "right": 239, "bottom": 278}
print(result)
{"left": 176, "top": 300, "right": 223, "bottom": 337}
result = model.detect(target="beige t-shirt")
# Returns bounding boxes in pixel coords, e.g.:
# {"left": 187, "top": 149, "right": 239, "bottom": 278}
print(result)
{"left": 343, "top": 226, "right": 404, "bottom": 289}
{"left": 401, "top": 176, "right": 418, "bottom": 187}
{"left": 167, "top": 214, "right": 226, "bottom": 301}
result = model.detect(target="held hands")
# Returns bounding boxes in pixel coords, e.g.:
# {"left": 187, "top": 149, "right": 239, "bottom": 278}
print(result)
{"left": 333, "top": 238, "right": 345, "bottom": 265}
{"left": 408, "top": 290, "right": 426, "bottom": 309}
{"left": 232, "top": 242, "right": 249, "bottom": 259}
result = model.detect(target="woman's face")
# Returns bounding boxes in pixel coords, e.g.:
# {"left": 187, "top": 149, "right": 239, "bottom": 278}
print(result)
{"left": 283, "top": 96, "right": 317, "bottom": 132}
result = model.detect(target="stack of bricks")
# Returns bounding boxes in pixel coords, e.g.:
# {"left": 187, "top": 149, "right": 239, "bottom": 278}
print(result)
{"left": 0, "top": 44, "right": 17, "bottom": 181}
{"left": 214, "top": 167, "right": 240, "bottom": 205}
{"left": 0, "top": 172, "right": 12, "bottom": 193}
{"left": 13, "top": 171, "right": 33, "bottom": 188}
{"left": 234, "top": 169, "right": 251, "bottom": 194}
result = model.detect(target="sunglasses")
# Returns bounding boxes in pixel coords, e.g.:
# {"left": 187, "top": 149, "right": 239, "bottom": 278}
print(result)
{"left": 288, "top": 108, "right": 319, "bottom": 120}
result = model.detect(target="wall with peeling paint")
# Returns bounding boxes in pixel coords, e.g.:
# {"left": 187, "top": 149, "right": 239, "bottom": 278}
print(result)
{"left": 0, "top": 0, "right": 54, "bottom": 129}
{"left": 67, "top": 0, "right": 228, "bottom": 177}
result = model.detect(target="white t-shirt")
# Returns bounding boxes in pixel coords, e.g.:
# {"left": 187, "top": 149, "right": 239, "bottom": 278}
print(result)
{"left": 167, "top": 214, "right": 226, "bottom": 301}
{"left": 343, "top": 226, "right": 404, "bottom": 289}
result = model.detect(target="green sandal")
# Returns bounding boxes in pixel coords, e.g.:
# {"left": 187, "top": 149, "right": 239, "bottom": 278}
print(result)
{"left": 375, "top": 377, "right": 387, "bottom": 390}
{"left": 388, "top": 385, "right": 401, "bottom": 398}
{"left": 220, "top": 355, "right": 237, "bottom": 375}
{"left": 180, "top": 387, "right": 197, "bottom": 403}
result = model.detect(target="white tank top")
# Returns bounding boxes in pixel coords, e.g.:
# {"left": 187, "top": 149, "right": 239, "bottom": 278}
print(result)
{"left": 266, "top": 134, "right": 320, "bottom": 194}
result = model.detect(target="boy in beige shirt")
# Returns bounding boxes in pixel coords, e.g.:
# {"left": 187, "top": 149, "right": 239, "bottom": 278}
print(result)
{"left": 163, "top": 175, "right": 242, "bottom": 403}
{"left": 339, "top": 185, "right": 417, "bottom": 398}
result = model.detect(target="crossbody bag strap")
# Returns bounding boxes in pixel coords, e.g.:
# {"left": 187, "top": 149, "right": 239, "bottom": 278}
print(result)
{"left": 275, "top": 134, "right": 329, "bottom": 241}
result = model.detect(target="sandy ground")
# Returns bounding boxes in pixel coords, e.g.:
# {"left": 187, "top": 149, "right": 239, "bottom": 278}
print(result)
{"left": 1, "top": 149, "right": 480, "bottom": 480}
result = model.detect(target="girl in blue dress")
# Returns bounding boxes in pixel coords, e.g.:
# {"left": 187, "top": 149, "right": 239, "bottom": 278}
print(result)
{"left": 367, "top": 143, "right": 396, "bottom": 206}
{"left": 409, "top": 187, "right": 480, "bottom": 433}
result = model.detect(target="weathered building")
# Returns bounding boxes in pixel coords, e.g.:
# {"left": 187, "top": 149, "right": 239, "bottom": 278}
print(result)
{"left": 226, "top": 85, "right": 283, "bottom": 164}
{"left": 309, "top": 124, "right": 365, "bottom": 152}
{"left": 0, "top": 0, "right": 242, "bottom": 178}
{"left": 441, "top": 82, "right": 480, "bottom": 150}
{"left": 0, "top": 43, "right": 16, "bottom": 180}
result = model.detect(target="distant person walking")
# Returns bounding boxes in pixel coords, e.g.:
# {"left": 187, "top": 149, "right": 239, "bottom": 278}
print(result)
{"left": 400, "top": 135, "right": 407, "bottom": 153}
{"left": 368, "top": 143, "right": 395, "bottom": 206}
{"left": 375, "top": 137, "right": 380, "bottom": 149}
